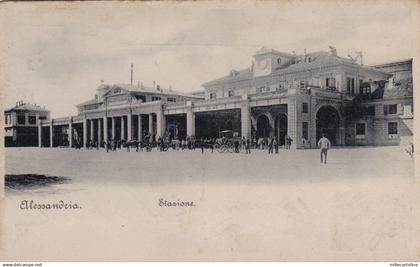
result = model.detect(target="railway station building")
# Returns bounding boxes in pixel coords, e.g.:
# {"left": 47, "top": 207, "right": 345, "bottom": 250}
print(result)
{"left": 10, "top": 47, "right": 413, "bottom": 149}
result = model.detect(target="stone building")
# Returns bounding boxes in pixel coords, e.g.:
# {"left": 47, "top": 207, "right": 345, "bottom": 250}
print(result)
{"left": 4, "top": 102, "right": 50, "bottom": 147}
{"left": 31, "top": 47, "right": 413, "bottom": 149}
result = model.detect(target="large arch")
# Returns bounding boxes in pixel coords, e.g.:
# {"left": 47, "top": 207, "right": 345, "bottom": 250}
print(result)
{"left": 316, "top": 105, "right": 341, "bottom": 146}
{"left": 274, "top": 113, "right": 288, "bottom": 145}
{"left": 256, "top": 114, "right": 270, "bottom": 138}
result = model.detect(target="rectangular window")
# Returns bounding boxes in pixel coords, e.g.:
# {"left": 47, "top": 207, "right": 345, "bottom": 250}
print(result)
{"left": 17, "top": 115, "right": 25, "bottom": 124}
{"left": 5, "top": 115, "right": 8, "bottom": 124}
{"left": 28, "top": 116, "right": 36, "bottom": 124}
{"left": 228, "top": 90, "right": 235, "bottom": 97}
{"left": 39, "top": 116, "right": 47, "bottom": 120}
{"left": 388, "top": 104, "right": 397, "bottom": 114}
{"left": 209, "top": 92, "right": 216, "bottom": 99}
{"left": 388, "top": 122, "right": 398, "bottom": 135}
{"left": 359, "top": 79, "right": 363, "bottom": 90}
{"left": 347, "top": 77, "right": 355, "bottom": 94}
{"left": 167, "top": 97, "right": 176, "bottom": 102}
{"left": 302, "top": 122, "right": 308, "bottom": 140}
{"left": 302, "top": 103, "right": 308, "bottom": 113}
{"left": 355, "top": 123, "right": 366, "bottom": 137}
{"left": 299, "top": 80, "right": 306, "bottom": 89}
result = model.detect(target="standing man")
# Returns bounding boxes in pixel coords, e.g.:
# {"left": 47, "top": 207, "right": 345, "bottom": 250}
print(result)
{"left": 317, "top": 133, "right": 331, "bottom": 164}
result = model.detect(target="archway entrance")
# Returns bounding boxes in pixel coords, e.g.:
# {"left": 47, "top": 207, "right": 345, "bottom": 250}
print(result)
{"left": 316, "top": 105, "right": 340, "bottom": 146}
{"left": 274, "top": 114, "right": 288, "bottom": 145}
{"left": 256, "top": 115, "right": 270, "bottom": 138}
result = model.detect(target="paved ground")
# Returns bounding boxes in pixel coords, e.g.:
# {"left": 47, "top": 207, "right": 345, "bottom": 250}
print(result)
{"left": 1, "top": 146, "right": 419, "bottom": 261}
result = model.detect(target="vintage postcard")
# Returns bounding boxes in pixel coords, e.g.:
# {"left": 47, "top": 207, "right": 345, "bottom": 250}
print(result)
{"left": 0, "top": 0, "right": 419, "bottom": 262}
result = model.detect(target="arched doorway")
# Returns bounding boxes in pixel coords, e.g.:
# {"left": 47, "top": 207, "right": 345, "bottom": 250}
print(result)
{"left": 256, "top": 115, "right": 270, "bottom": 138}
{"left": 316, "top": 105, "right": 341, "bottom": 146}
{"left": 274, "top": 114, "right": 288, "bottom": 145}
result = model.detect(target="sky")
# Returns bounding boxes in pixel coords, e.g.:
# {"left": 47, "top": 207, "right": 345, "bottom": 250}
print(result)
{"left": 1, "top": 1, "right": 418, "bottom": 117}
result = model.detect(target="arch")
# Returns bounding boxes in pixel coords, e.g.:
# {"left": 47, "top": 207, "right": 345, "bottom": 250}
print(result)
{"left": 256, "top": 114, "right": 270, "bottom": 138}
{"left": 316, "top": 105, "right": 341, "bottom": 146}
{"left": 274, "top": 113, "right": 288, "bottom": 145}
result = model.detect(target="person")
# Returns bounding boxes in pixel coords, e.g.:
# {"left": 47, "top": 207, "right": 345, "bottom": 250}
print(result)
{"left": 242, "top": 137, "right": 246, "bottom": 150}
{"left": 317, "top": 134, "right": 331, "bottom": 164}
{"left": 268, "top": 137, "right": 274, "bottom": 154}
{"left": 246, "top": 138, "right": 251, "bottom": 154}
{"left": 274, "top": 138, "right": 279, "bottom": 154}
{"left": 200, "top": 138, "right": 204, "bottom": 154}
{"left": 286, "top": 135, "right": 293, "bottom": 149}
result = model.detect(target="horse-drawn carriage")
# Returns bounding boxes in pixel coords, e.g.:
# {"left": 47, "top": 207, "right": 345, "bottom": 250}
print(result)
{"left": 214, "top": 130, "right": 241, "bottom": 153}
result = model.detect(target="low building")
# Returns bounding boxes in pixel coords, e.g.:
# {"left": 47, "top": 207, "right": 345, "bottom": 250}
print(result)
{"left": 4, "top": 102, "right": 50, "bottom": 147}
{"left": 28, "top": 47, "right": 413, "bottom": 149}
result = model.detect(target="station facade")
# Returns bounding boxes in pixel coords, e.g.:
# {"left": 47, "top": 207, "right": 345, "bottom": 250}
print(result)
{"left": 14, "top": 47, "right": 413, "bottom": 149}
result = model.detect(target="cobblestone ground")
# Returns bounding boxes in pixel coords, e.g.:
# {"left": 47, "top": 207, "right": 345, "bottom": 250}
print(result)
{"left": 1, "top": 146, "right": 419, "bottom": 261}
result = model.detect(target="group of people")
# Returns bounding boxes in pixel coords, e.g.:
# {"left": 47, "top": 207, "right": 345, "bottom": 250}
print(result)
{"left": 71, "top": 131, "right": 332, "bottom": 164}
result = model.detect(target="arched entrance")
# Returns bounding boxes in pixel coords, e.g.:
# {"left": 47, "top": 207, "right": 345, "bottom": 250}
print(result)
{"left": 274, "top": 114, "right": 288, "bottom": 145}
{"left": 316, "top": 105, "right": 341, "bottom": 146}
{"left": 256, "top": 115, "right": 270, "bottom": 138}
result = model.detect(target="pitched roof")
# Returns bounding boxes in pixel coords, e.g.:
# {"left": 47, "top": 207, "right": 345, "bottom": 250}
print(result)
{"left": 113, "top": 84, "right": 202, "bottom": 99}
{"left": 5, "top": 103, "right": 49, "bottom": 113}
{"left": 202, "top": 50, "right": 390, "bottom": 87}
{"left": 370, "top": 79, "right": 413, "bottom": 100}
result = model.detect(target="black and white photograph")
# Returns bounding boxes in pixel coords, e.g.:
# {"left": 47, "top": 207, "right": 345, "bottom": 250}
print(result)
{"left": 0, "top": 0, "right": 418, "bottom": 263}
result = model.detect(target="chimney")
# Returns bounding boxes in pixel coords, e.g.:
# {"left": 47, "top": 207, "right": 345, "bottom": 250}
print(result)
{"left": 153, "top": 80, "right": 156, "bottom": 89}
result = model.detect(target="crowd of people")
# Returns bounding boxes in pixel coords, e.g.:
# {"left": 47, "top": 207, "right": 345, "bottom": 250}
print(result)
{"left": 73, "top": 131, "right": 332, "bottom": 164}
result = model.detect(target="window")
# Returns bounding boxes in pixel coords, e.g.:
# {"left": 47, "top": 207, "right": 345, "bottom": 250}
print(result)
{"left": 355, "top": 123, "right": 366, "bottom": 137}
{"left": 388, "top": 104, "right": 397, "bottom": 115}
{"left": 28, "top": 116, "right": 36, "bottom": 124}
{"left": 5, "top": 115, "right": 9, "bottom": 124}
{"left": 326, "top": 77, "right": 336, "bottom": 88}
{"left": 113, "top": 88, "right": 121, "bottom": 94}
{"left": 277, "top": 58, "right": 282, "bottom": 64}
{"left": 388, "top": 122, "right": 398, "bottom": 135}
{"left": 347, "top": 77, "right": 355, "bottom": 94}
{"left": 302, "top": 122, "right": 308, "bottom": 140}
{"left": 302, "top": 103, "right": 308, "bottom": 113}
{"left": 209, "top": 92, "right": 216, "bottom": 99}
{"left": 151, "top": 96, "right": 161, "bottom": 101}
{"left": 228, "top": 90, "right": 235, "bottom": 97}
{"left": 39, "top": 116, "right": 47, "bottom": 120}
{"left": 299, "top": 80, "right": 306, "bottom": 89}
{"left": 359, "top": 79, "right": 363, "bottom": 90}
{"left": 167, "top": 97, "right": 176, "bottom": 102}
{"left": 17, "top": 115, "right": 25, "bottom": 124}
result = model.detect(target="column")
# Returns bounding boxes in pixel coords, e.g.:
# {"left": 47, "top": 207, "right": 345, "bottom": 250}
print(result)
{"left": 38, "top": 121, "right": 42, "bottom": 148}
{"left": 149, "top": 113, "right": 154, "bottom": 135}
{"left": 83, "top": 118, "right": 87, "bottom": 148}
{"left": 186, "top": 101, "right": 195, "bottom": 136}
{"left": 97, "top": 119, "right": 102, "bottom": 145}
{"left": 240, "top": 95, "right": 251, "bottom": 139}
{"left": 121, "top": 116, "right": 125, "bottom": 140}
{"left": 103, "top": 116, "right": 108, "bottom": 142}
{"left": 287, "top": 99, "right": 297, "bottom": 149}
{"left": 69, "top": 116, "right": 73, "bottom": 148}
{"left": 127, "top": 114, "right": 132, "bottom": 141}
{"left": 156, "top": 110, "right": 165, "bottom": 138}
{"left": 138, "top": 115, "right": 143, "bottom": 141}
{"left": 49, "top": 120, "right": 53, "bottom": 147}
{"left": 111, "top": 117, "right": 115, "bottom": 139}
{"left": 90, "top": 119, "right": 94, "bottom": 142}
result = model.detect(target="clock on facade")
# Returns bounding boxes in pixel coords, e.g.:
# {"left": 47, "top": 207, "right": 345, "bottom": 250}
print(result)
{"left": 258, "top": 58, "right": 269, "bottom": 70}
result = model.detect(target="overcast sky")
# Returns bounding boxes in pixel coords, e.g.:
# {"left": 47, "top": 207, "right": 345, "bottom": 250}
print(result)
{"left": 1, "top": 1, "right": 418, "bottom": 117}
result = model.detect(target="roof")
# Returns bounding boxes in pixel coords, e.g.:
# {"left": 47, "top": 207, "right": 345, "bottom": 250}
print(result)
{"left": 113, "top": 84, "right": 202, "bottom": 99}
{"left": 369, "top": 79, "right": 413, "bottom": 100}
{"left": 76, "top": 98, "right": 101, "bottom": 107}
{"left": 371, "top": 58, "right": 412, "bottom": 68}
{"left": 5, "top": 103, "right": 49, "bottom": 113}
{"left": 202, "top": 50, "right": 390, "bottom": 87}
